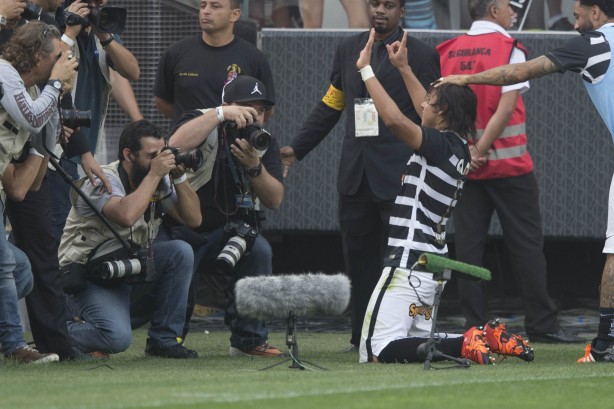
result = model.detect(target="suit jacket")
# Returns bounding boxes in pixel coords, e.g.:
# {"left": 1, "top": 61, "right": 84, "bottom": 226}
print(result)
{"left": 291, "top": 27, "right": 441, "bottom": 201}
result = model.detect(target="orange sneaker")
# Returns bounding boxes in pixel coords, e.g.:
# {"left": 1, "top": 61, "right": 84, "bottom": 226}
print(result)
{"left": 461, "top": 327, "right": 494, "bottom": 365}
{"left": 576, "top": 339, "right": 614, "bottom": 363}
{"left": 482, "top": 319, "right": 534, "bottom": 362}
{"left": 577, "top": 344, "right": 596, "bottom": 363}
{"left": 229, "top": 343, "right": 283, "bottom": 357}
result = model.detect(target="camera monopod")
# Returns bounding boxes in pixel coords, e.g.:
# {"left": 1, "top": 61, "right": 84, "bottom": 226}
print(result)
{"left": 415, "top": 253, "right": 491, "bottom": 370}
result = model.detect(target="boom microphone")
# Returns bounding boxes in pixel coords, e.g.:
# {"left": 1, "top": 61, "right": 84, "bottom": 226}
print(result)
{"left": 418, "top": 253, "right": 491, "bottom": 281}
{"left": 235, "top": 273, "right": 351, "bottom": 320}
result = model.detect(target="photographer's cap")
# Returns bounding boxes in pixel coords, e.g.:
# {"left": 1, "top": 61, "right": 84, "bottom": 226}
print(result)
{"left": 222, "top": 76, "right": 275, "bottom": 107}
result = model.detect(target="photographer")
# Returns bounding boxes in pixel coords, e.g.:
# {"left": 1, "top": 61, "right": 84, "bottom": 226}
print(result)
{"left": 0, "top": 21, "right": 76, "bottom": 364}
{"left": 60, "top": 120, "right": 201, "bottom": 359}
{"left": 169, "top": 75, "right": 284, "bottom": 357}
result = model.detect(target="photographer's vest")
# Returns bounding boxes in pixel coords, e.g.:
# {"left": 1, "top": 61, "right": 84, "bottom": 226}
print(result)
{"left": 0, "top": 59, "right": 39, "bottom": 179}
{"left": 58, "top": 161, "right": 162, "bottom": 267}
{"left": 184, "top": 108, "right": 218, "bottom": 191}
{"left": 438, "top": 33, "right": 533, "bottom": 180}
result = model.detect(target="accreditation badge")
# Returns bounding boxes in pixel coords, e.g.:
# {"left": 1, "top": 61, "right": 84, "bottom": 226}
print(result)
{"left": 354, "top": 98, "right": 379, "bottom": 137}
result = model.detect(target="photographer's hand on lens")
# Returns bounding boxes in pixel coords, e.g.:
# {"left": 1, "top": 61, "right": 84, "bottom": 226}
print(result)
{"left": 169, "top": 164, "right": 187, "bottom": 180}
{"left": 222, "top": 105, "right": 257, "bottom": 128}
{"left": 150, "top": 148, "right": 176, "bottom": 179}
{"left": 50, "top": 52, "right": 78, "bottom": 95}
{"left": 230, "top": 137, "right": 260, "bottom": 170}
{"left": 64, "top": 0, "right": 90, "bottom": 38}
{"left": 0, "top": 0, "right": 26, "bottom": 21}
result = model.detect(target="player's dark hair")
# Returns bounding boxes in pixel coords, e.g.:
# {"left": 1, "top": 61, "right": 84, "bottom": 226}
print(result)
{"left": 580, "top": 0, "right": 614, "bottom": 17}
{"left": 118, "top": 120, "right": 165, "bottom": 162}
{"left": 230, "top": 0, "right": 242, "bottom": 9}
{"left": 427, "top": 84, "right": 477, "bottom": 141}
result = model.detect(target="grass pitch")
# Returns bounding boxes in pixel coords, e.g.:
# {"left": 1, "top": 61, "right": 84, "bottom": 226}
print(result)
{"left": 1, "top": 329, "right": 613, "bottom": 409}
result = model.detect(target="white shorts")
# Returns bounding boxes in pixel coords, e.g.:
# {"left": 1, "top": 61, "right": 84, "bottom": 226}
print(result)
{"left": 604, "top": 173, "right": 614, "bottom": 254}
{"left": 359, "top": 266, "right": 443, "bottom": 363}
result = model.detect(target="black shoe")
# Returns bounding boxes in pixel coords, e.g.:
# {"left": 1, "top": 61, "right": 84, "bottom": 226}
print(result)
{"left": 549, "top": 17, "right": 574, "bottom": 31}
{"left": 527, "top": 329, "right": 583, "bottom": 344}
{"left": 340, "top": 344, "right": 359, "bottom": 353}
{"left": 145, "top": 338, "right": 198, "bottom": 359}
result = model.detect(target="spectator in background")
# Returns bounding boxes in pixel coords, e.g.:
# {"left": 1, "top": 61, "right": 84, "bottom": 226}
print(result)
{"left": 403, "top": 0, "right": 437, "bottom": 29}
{"left": 299, "top": 0, "right": 369, "bottom": 28}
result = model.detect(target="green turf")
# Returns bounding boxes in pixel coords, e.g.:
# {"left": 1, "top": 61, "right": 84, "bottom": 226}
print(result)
{"left": 1, "top": 330, "right": 613, "bottom": 409}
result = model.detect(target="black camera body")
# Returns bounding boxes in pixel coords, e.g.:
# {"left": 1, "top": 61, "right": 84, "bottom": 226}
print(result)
{"left": 162, "top": 146, "right": 204, "bottom": 172}
{"left": 216, "top": 219, "right": 258, "bottom": 274}
{"left": 61, "top": 109, "right": 91, "bottom": 129}
{"left": 223, "top": 121, "right": 271, "bottom": 151}
{"left": 65, "top": 4, "right": 127, "bottom": 33}
{"left": 21, "top": 1, "right": 42, "bottom": 20}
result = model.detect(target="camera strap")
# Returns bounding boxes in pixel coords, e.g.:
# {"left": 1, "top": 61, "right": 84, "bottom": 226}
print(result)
{"left": 117, "top": 163, "right": 156, "bottom": 266}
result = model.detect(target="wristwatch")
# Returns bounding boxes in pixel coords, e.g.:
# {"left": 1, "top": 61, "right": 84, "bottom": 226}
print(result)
{"left": 100, "top": 34, "right": 115, "bottom": 48}
{"left": 47, "top": 79, "right": 63, "bottom": 93}
{"left": 245, "top": 163, "right": 263, "bottom": 177}
{"left": 0, "top": 15, "right": 7, "bottom": 29}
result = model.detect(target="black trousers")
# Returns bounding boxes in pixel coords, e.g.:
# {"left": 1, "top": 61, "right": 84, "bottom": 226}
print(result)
{"left": 339, "top": 175, "right": 394, "bottom": 346}
{"left": 453, "top": 172, "right": 559, "bottom": 334}
{"left": 5, "top": 175, "right": 76, "bottom": 358}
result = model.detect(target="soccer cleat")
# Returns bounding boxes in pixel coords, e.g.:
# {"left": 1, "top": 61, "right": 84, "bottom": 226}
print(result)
{"left": 461, "top": 326, "right": 494, "bottom": 365}
{"left": 483, "top": 319, "right": 534, "bottom": 362}
{"left": 4, "top": 346, "right": 59, "bottom": 364}
{"left": 576, "top": 339, "right": 614, "bottom": 363}
{"left": 229, "top": 343, "right": 283, "bottom": 357}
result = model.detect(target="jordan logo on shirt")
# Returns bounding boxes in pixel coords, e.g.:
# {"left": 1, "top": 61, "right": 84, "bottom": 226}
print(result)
{"left": 252, "top": 83, "right": 262, "bottom": 96}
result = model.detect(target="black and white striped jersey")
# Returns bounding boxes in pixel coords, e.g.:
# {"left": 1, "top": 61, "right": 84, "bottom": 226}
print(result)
{"left": 547, "top": 25, "right": 613, "bottom": 85}
{"left": 384, "top": 128, "right": 470, "bottom": 269}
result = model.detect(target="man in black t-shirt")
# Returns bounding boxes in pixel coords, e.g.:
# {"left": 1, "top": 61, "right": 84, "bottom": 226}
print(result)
{"left": 154, "top": 0, "right": 275, "bottom": 123}
{"left": 168, "top": 76, "right": 284, "bottom": 357}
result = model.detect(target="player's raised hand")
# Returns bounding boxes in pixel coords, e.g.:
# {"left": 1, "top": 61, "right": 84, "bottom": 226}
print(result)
{"left": 357, "top": 28, "right": 376, "bottom": 70}
{"left": 386, "top": 31, "right": 408, "bottom": 70}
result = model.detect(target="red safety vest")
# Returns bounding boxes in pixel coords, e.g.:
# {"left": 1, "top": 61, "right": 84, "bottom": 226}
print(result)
{"left": 437, "top": 32, "right": 533, "bottom": 180}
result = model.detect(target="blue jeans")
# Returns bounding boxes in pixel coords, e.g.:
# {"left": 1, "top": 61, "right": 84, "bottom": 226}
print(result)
{"left": 193, "top": 226, "right": 272, "bottom": 350}
{"left": 48, "top": 158, "right": 79, "bottom": 242}
{"left": 66, "top": 239, "right": 193, "bottom": 353}
{"left": 0, "top": 200, "right": 34, "bottom": 355}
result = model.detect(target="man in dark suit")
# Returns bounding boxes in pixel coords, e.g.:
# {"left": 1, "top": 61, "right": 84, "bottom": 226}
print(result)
{"left": 280, "top": 0, "right": 440, "bottom": 350}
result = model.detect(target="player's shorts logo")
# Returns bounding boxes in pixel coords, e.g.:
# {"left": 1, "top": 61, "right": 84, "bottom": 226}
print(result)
{"left": 409, "top": 303, "right": 433, "bottom": 320}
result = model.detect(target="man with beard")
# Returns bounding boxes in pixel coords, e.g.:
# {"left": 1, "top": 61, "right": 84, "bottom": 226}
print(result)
{"left": 437, "top": 0, "right": 614, "bottom": 361}
{"left": 154, "top": 0, "right": 275, "bottom": 123}
{"left": 59, "top": 120, "right": 202, "bottom": 359}
{"left": 280, "top": 0, "right": 440, "bottom": 351}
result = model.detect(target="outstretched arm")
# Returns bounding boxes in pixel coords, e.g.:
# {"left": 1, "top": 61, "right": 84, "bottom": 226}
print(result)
{"left": 356, "top": 29, "right": 423, "bottom": 150}
{"left": 437, "top": 55, "right": 559, "bottom": 87}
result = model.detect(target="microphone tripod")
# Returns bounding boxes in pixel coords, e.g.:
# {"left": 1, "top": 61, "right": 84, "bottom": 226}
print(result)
{"left": 416, "top": 253, "right": 491, "bottom": 370}
{"left": 259, "top": 312, "right": 327, "bottom": 371}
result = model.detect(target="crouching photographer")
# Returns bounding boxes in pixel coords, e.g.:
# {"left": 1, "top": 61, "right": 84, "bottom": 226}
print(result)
{"left": 59, "top": 120, "right": 202, "bottom": 359}
{"left": 168, "top": 75, "right": 284, "bottom": 357}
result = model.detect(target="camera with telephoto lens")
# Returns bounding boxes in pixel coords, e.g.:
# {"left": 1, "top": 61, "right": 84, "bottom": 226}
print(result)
{"left": 21, "top": 1, "right": 42, "bottom": 20}
{"left": 101, "top": 246, "right": 148, "bottom": 281}
{"left": 162, "top": 146, "right": 203, "bottom": 172}
{"left": 65, "top": 2, "right": 127, "bottom": 34}
{"left": 222, "top": 121, "right": 271, "bottom": 151}
{"left": 61, "top": 109, "right": 91, "bottom": 129}
{"left": 216, "top": 219, "right": 258, "bottom": 274}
